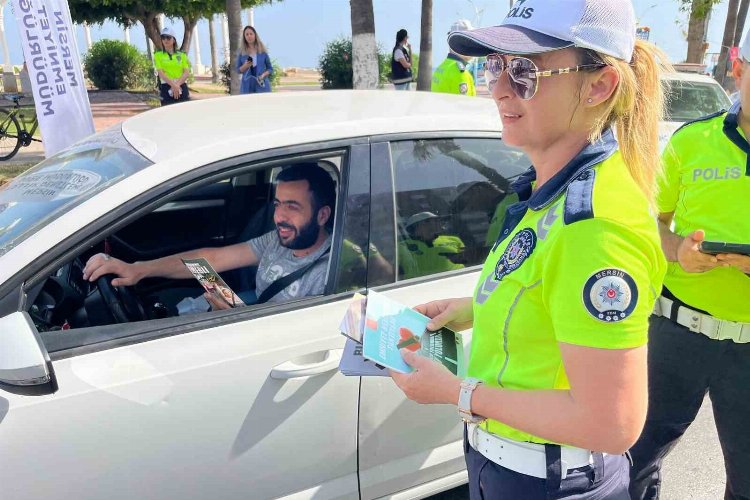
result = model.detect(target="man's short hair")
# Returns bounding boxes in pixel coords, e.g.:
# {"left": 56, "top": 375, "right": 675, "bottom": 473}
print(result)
{"left": 275, "top": 163, "right": 336, "bottom": 214}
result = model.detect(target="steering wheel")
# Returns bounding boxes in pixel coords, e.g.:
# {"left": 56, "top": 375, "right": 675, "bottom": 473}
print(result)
{"left": 96, "top": 274, "right": 148, "bottom": 323}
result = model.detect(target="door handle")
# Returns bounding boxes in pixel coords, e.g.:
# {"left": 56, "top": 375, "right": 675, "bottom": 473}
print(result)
{"left": 270, "top": 349, "right": 343, "bottom": 379}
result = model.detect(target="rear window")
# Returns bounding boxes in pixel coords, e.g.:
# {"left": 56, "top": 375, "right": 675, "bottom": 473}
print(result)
{"left": 0, "top": 126, "right": 152, "bottom": 256}
{"left": 665, "top": 80, "right": 732, "bottom": 122}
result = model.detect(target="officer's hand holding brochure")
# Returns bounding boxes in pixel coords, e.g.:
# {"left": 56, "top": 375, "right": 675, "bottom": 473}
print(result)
{"left": 181, "top": 258, "right": 245, "bottom": 308}
{"left": 338, "top": 290, "right": 465, "bottom": 377}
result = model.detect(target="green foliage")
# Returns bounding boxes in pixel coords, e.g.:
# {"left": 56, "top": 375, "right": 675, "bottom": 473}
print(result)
{"left": 319, "top": 37, "right": 394, "bottom": 89}
{"left": 319, "top": 38, "right": 353, "bottom": 89}
{"left": 83, "top": 39, "right": 154, "bottom": 90}
{"left": 219, "top": 57, "right": 282, "bottom": 94}
{"left": 677, "top": 0, "right": 721, "bottom": 18}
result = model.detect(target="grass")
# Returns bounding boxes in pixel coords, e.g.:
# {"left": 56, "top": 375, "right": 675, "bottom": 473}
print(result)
{"left": 0, "top": 163, "right": 34, "bottom": 183}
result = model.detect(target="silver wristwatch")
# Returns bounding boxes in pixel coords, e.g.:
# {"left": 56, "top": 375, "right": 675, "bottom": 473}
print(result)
{"left": 458, "top": 377, "right": 485, "bottom": 424}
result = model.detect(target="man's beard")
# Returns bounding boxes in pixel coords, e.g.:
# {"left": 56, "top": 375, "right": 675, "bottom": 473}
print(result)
{"left": 276, "top": 218, "right": 320, "bottom": 250}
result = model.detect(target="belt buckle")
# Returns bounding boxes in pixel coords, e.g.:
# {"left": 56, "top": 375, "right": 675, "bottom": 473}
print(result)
{"left": 717, "top": 321, "right": 742, "bottom": 342}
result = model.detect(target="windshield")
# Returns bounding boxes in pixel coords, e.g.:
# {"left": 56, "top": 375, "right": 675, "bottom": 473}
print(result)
{"left": 665, "top": 80, "right": 732, "bottom": 122}
{"left": 0, "top": 126, "right": 152, "bottom": 256}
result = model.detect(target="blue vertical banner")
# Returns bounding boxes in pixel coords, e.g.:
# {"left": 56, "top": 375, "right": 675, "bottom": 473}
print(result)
{"left": 10, "top": 0, "right": 95, "bottom": 157}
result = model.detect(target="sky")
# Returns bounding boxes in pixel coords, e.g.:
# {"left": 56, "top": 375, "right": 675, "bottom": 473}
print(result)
{"left": 0, "top": 0, "right": 740, "bottom": 70}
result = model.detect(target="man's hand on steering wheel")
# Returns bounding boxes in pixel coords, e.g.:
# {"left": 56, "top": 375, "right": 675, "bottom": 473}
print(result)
{"left": 83, "top": 253, "right": 143, "bottom": 286}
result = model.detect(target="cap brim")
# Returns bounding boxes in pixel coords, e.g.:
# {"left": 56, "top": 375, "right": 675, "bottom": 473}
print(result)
{"left": 448, "top": 24, "right": 572, "bottom": 57}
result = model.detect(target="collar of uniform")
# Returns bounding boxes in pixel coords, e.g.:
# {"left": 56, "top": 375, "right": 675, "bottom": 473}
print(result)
{"left": 448, "top": 53, "right": 466, "bottom": 65}
{"left": 510, "top": 128, "right": 618, "bottom": 210}
{"left": 722, "top": 101, "right": 750, "bottom": 175}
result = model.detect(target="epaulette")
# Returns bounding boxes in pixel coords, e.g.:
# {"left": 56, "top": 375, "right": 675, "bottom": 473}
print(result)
{"left": 563, "top": 168, "right": 596, "bottom": 225}
{"left": 673, "top": 109, "right": 726, "bottom": 136}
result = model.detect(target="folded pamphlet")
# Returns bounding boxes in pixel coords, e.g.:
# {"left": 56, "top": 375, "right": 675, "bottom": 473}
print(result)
{"left": 337, "top": 290, "right": 465, "bottom": 376}
{"left": 181, "top": 258, "right": 245, "bottom": 308}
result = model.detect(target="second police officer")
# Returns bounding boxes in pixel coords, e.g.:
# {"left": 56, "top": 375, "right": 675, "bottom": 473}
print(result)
{"left": 431, "top": 20, "right": 476, "bottom": 96}
{"left": 629, "top": 25, "right": 750, "bottom": 500}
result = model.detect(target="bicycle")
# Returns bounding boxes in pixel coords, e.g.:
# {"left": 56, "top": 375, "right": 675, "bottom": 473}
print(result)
{"left": 0, "top": 93, "right": 41, "bottom": 161}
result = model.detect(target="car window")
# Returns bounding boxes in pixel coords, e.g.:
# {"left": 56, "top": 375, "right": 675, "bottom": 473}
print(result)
{"left": 665, "top": 80, "right": 732, "bottom": 122}
{"left": 391, "top": 138, "right": 528, "bottom": 281}
{"left": 30, "top": 153, "right": 345, "bottom": 353}
{"left": 0, "top": 126, "right": 152, "bottom": 257}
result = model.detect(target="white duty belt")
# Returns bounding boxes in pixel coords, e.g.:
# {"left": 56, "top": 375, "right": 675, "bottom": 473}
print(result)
{"left": 655, "top": 296, "right": 750, "bottom": 343}
{"left": 467, "top": 423, "right": 593, "bottom": 480}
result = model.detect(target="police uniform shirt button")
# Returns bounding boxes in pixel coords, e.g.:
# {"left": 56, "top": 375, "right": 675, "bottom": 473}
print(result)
{"left": 578, "top": 170, "right": 591, "bottom": 181}
{"left": 503, "top": 229, "right": 509, "bottom": 235}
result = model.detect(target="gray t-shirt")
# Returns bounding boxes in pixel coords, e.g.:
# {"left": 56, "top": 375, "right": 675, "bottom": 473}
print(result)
{"left": 248, "top": 231, "right": 331, "bottom": 303}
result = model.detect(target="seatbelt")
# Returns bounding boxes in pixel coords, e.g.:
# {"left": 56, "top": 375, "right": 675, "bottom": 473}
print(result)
{"left": 256, "top": 249, "right": 330, "bottom": 304}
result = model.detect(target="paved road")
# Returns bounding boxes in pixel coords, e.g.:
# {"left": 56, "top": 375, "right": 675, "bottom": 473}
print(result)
{"left": 432, "top": 396, "right": 724, "bottom": 499}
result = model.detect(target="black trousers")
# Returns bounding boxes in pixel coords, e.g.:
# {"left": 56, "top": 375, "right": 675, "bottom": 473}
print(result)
{"left": 159, "top": 82, "right": 189, "bottom": 105}
{"left": 629, "top": 315, "right": 750, "bottom": 500}
{"left": 465, "top": 426, "right": 630, "bottom": 499}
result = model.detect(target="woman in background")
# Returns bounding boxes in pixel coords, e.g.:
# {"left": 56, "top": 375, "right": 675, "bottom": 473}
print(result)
{"left": 237, "top": 26, "right": 273, "bottom": 94}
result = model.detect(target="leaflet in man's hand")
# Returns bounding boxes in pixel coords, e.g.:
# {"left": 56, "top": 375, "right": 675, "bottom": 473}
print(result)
{"left": 349, "top": 290, "right": 465, "bottom": 376}
{"left": 181, "top": 258, "right": 245, "bottom": 308}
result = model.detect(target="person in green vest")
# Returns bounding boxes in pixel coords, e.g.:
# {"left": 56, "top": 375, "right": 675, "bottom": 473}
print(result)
{"left": 432, "top": 19, "right": 476, "bottom": 97}
{"left": 398, "top": 211, "right": 465, "bottom": 279}
{"left": 153, "top": 27, "right": 191, "bottom": 106}
{"left": 390, "top": 0, "right": 672, "bottom": 497}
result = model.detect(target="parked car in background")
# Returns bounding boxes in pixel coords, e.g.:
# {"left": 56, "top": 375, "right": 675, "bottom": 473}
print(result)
{"left": 660, "top": 72, "right": 733, "bottom": 150}
{"left": 0, "top": 91, "right": 529, "bottom": 500}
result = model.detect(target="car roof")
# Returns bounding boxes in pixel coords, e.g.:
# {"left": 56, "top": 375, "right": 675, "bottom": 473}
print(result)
{"left": 661, "top": 72, "right": 723, "bottom": 84}
{"left": 121, "top": 90, "right": 502, "bottom": 164}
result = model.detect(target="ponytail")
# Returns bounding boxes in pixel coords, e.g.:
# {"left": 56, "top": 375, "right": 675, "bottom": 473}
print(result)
{"left": 587, "top": 40, "right": 672, "bottom": 206}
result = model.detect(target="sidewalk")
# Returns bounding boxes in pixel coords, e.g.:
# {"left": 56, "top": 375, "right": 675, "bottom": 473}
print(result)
{"left": 3, "top": 90, "right": 156, "bottom": 167}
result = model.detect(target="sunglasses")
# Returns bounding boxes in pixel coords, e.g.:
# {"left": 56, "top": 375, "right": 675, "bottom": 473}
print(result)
{"left": 160, "top": 35, "right": 173, "bottom": 40}
{"left": 484, "top": 54, "right": 607, "bottom": 100}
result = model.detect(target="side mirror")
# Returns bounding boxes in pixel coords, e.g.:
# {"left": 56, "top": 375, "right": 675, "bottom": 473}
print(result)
{"left": 0, "top": 312, "right": 57, "bottom": 395}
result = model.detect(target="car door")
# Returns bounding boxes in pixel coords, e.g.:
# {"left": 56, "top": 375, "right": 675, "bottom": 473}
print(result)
{"left": 0, "top": 145, "right": 371, "bottom": 500}
{"left": 358, "top": 136, "right": 529, "bottom": 498}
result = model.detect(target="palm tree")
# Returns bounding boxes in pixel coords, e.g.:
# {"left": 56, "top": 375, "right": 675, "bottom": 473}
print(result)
{"left": 350, "top": 0, "right": 378, "bottom": 89}
{"left": 684, "top": 0, "right": 716, "bottom": 64}
{"left": 208, "top": 15, "right": 220, "bottom": 84}
{"left": 226, "top": 0, "right": 243, "bottom": 94}
{"left": 715, "top": 0, "right": 740, "bottom": 85}
{"left": 733, "top": 0, "right": 750, "bottom": 48}
{"left": 416, "top": 0, "right": 433, "bottom": 91}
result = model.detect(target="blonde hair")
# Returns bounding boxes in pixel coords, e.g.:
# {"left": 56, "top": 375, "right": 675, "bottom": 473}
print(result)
{"left": 586, "top": 40, "right": 672, "bottom": 205}
{"left": 241, "top": 26, "right": 268, "bottom": 55}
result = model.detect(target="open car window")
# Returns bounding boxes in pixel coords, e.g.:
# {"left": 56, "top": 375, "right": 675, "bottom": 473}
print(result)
{"left": 28, "top": 154, "right": 345, "bottom": 354}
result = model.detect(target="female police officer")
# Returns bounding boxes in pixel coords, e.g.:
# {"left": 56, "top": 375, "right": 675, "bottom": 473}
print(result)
{"left": 390, "top": 0, "right": 669, "bottom": 498}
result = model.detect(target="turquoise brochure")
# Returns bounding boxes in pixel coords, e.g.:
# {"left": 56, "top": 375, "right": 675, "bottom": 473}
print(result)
{"left": 360, "top": 290, "right": 465, "bottom": 376}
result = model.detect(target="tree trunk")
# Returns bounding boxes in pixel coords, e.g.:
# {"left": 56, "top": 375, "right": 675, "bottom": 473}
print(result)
{"left": 226, "top": 0, "right": 243, "bottom": 94}
{"left": 685, "top": 0, "right": 714, "bottom": 63}
{"left": 208, "top": 15, "right": 220, "bottom": 84}
{"left": 715, "top": 0, "right": 739, "bottom": 85}
{"left": 416, "top": 0, "right": 433, "bottom": 91}
{"left": 144, "top": 23, "right": 154, "bottom": 63}
{"left": 350, "top": 0, "right": 378, "bottom": 89}
{"left": 733, "top": 0, "right": 750, "bottom": 46}
{"left": 181, "top": 15, "right": 199, "bottom": 53}
{"left": 141, "top": 13, "right": 162, "bottom": 48}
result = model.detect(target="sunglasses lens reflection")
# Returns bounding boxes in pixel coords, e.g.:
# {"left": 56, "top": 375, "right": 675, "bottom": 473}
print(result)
{"left": 484, "top": 55, "right": 538, "bottom": 100}
{"left": 508, "top": 58, "right": 537, "bottom": 100}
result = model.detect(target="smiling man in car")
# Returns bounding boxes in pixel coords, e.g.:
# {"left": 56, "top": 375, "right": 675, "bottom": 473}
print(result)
{"left": 83, "top": 163, "right": 335, "bottom": 309}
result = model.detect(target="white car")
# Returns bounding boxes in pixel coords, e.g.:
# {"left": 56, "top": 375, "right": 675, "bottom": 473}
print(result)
{"left": 0, "top": 91, "right": 529, "bottom": 500}
{"left": 659, "top": 72, "right": 733, "bottom": 150}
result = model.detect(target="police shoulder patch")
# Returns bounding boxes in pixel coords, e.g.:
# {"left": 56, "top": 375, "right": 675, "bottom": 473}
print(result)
{"left": 494, "top": 228, "right": 536, "bottom": 281}
{"left": 582, "top": 268, "right": 638, "bottom": 322}
{"left": 459, "top": 82, "right": 468, "bottom": 95}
